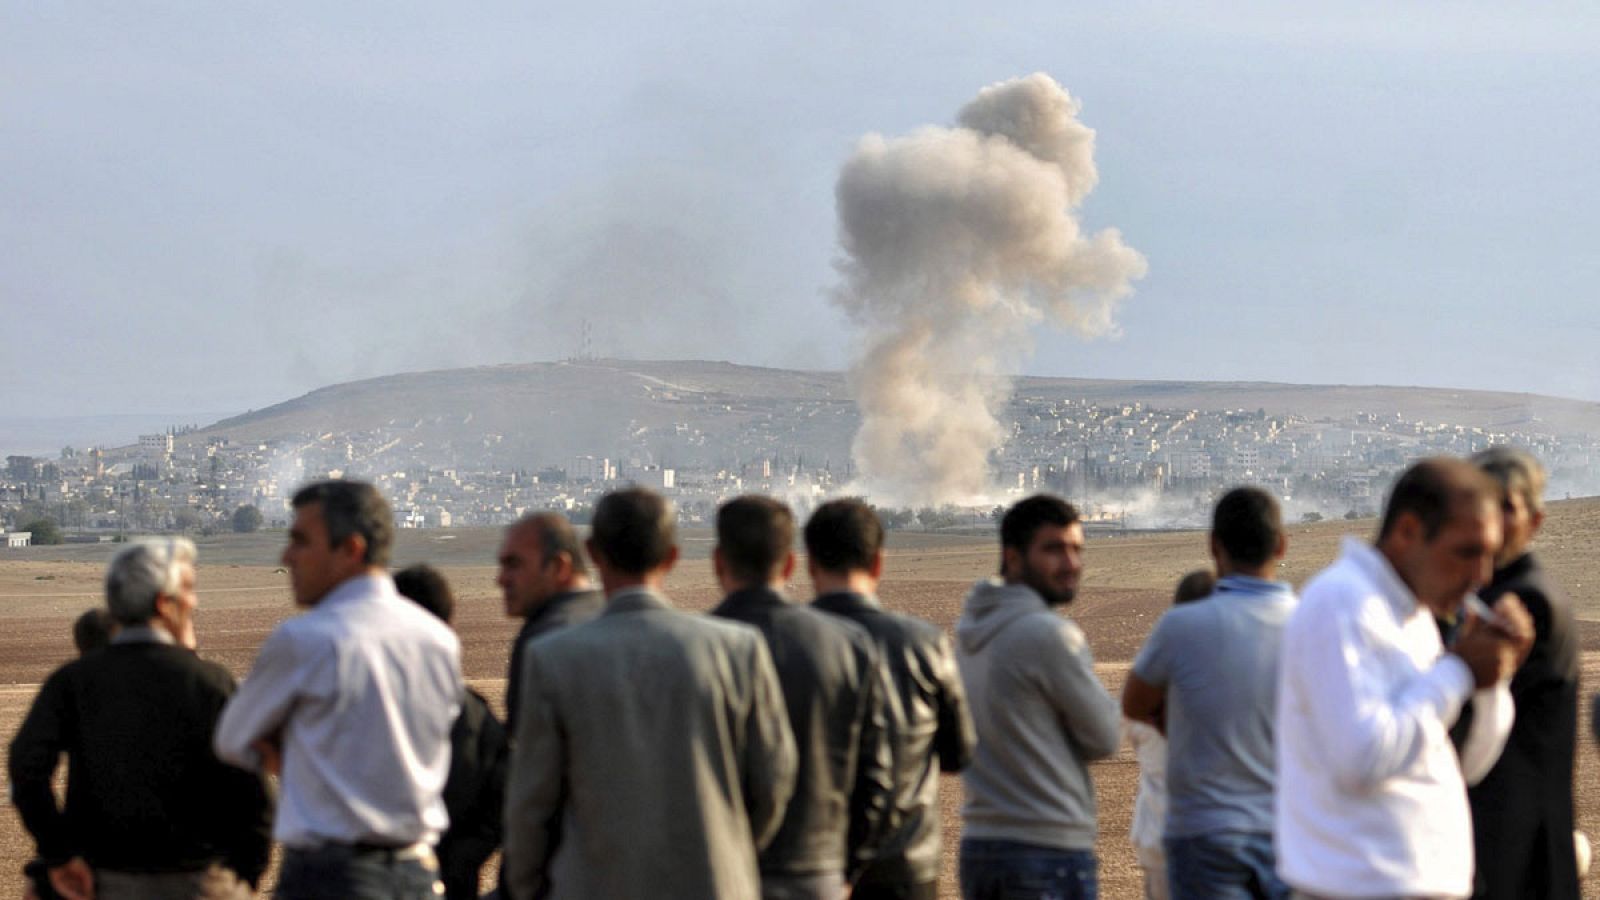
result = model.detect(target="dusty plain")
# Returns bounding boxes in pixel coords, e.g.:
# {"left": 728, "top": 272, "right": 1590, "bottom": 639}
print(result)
{"left": 4, "top": 499, "right": 1600, "bottom": 898}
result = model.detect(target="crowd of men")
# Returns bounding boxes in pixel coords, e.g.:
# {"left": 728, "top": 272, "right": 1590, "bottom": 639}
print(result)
{"left": 4, "top": 447, "right": 1583, "bottom": 900}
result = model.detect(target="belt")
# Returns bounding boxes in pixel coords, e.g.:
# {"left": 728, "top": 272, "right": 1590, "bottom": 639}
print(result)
{"left": 294, "top": 841, "right": 435, "bottom": 863}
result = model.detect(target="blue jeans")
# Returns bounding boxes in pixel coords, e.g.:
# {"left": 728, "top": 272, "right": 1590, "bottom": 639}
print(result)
{"left": 959, "top": 839, "right": 1097, "bottom": 900}
{"left": 276, "top": 845, "right": 441, "bottom": 900}
{"left": 1164, "top": 831, "right": 1289, "bottom": 900}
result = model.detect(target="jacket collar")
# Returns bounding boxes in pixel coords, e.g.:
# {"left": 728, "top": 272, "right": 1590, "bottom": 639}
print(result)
{"left": 1494, "top": 551, "right": 1537, "bottom": 584}
{"left": 523, "top": 588, "right": 602, "bottom": 628}
{"left": 712, "top": 586, "right": 787, "bottom": 617}
{"left": 604, "top": 586, "right": 672, "bottom": 615}
{"left": 812, "top": 590, "right": 880, "bottom": 615}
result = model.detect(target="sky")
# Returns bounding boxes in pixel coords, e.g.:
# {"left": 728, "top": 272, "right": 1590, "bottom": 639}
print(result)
{"left": 3, "top": 1, "right": 1599, "bottom": 421}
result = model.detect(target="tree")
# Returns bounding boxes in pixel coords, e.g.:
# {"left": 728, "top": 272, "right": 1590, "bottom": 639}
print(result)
{"left": 232, "top": 505, "right": 264, "bottom": 534}
{"left": 22, "top": 518, "right": 62, "bottom": 545}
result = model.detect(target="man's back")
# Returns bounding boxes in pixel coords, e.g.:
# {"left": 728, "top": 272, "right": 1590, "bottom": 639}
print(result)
{"left": 1131, "top": 576, "right": 1294, "bottom": 837}
{"left": 215, "top": 575, "right": 463, "bottom": 848}
{"left": 505, "top": 589, "right": 797, "bottom": 900}
{"left": 9, "top": 641, "right": 272, "bottom": 882}
{"left": 812, "top": 591, "right": 974, "bottom": 888}
{"left": 956, "top": 579, "right": 1121, "bottom": 851}
{"left": 712, "top": 587, "right": 894, "bottom": 881}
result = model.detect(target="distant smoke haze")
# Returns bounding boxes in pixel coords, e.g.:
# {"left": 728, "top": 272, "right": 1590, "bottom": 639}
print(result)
{"left": 833, "top": 73, "right": 1147, "bottom": 505}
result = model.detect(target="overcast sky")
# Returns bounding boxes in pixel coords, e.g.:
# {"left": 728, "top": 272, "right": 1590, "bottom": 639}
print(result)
{"left": 4, "top": 1, "right": 1598, "bottom": 421}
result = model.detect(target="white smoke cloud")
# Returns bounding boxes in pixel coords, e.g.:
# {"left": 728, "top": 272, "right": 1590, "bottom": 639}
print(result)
{"left": 833, "top": 73, "right": 1147, "bottom": 505}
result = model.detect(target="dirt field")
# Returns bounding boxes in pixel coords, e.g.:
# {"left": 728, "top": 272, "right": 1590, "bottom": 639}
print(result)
{"left": 4, "top": 501, "right": 1600, "bottom": 898}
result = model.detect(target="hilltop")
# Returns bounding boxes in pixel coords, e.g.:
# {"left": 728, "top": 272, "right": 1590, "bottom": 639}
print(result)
{"left": 190, "top": 359, "right": 1600, "bottom": 466}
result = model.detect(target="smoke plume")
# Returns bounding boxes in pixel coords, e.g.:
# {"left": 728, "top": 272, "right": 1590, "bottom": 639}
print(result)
{"left": 833, "top": 73, "right": 1147, "bottom": 505}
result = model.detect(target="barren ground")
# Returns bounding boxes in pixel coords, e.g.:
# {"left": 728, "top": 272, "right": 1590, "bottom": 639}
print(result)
{"left": 5, "top": 499, "right": 1600, "bottom": 898}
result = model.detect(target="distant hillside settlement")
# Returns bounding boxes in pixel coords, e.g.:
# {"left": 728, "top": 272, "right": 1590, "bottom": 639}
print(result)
{"left": 5, "top": 388, "right": 1600, "bottom": 538}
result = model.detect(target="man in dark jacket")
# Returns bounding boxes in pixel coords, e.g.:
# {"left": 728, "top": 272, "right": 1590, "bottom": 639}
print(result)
{"left": 710, "top": 496, "right": 895, "bottom": 899}
{"left": 9, "top": 539, "right": 272, "bottom": 900}
{"left": 497, "top": 512, "right": 603, "bottom": 733}
{"left": 805, "top": 498, "right": 976, "bottom": 900}
{"left": 1465, "top": 447, "right": 1580, "bottom": 899}
{"left": 394, "top": 564, "right": 508, "bottom": 900}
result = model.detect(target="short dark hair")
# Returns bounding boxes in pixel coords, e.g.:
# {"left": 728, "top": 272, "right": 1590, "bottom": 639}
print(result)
{"left": 1000, "top": 494, "right": 1080, "bottom": 553}
{"left": 1378, "top": 457, "right": 1499, "bottom": 542}
{"left": 589, "top": 488, "right": 676, "bottom": 575}
{"left": 73, "top": 607, "right": 117, "bottom": 655}
{"left": 1212, "top": 487, "right": 1282, "bottom": 567}
{"left": 804, "top": 498, "right": 884, "bottom": 574}
{"left": 394, "top": 564, "right": 454, "bottom": 625}
{"left": 513, "top": 511, "right": 588, "bottom": 577}
{"left": 717, "top": 496, "right": 794, "bottom": 584}
{"left": 1173, "top": 569, "right": 1216, "bottom": 606}
{"left": 292, "top": 480, "right": 394, "bottom": 567}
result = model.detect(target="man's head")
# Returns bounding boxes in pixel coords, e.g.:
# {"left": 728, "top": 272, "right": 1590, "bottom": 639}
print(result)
{"left": 73, "top": 607, "right": 118, "bottom": 655}
{"left": 1209, "top": 486, "right": 1286, "bottom": 577}
{"left": 714, "top": 496, "right": 796, "bottom": 592}
{"left": 803, "top": 498, "right": 885, "bottom": 593}
{"left": 105, "top": 537, "right": 199, "bottom": 647}
{"left": 1172, "top": 569, "right": 1216, "bottom": 606}
{"left": 1376, "top": 457, "right": 1502, "bottom": 616}
{"left": 1000, "top": 494, "right": 1085, "bottom": 607}
{"left": 394, "top": 563, "right": 455, "bottom": 626}
{"left": 283, "top": 480, "right": 393, "bottom": 607}
{"left": 497, "top": 512, "right": 589, "bottom": 618}
{"left": 586, "top": 488, "right": 678, "bottom": 588}
{"left": 1471, "top": 446, "right": 1547, "bottom": 569}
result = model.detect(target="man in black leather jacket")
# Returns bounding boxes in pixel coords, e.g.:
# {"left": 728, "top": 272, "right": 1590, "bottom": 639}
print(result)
{"left": 711, "top": 496, "right": 896, "bottom": 899}
{"left": 805, "top": 499, "right": 976, "bottom": 900}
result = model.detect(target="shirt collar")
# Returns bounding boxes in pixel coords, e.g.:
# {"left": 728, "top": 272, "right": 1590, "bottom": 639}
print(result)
{"left": 319, "top": 573, "right": 395, "bottom": 609}
{"left": 1214, "top": 574, "right": 1295, "bottom": 598}
{"left": 1340, "top": 535, "right": 1418, "bottom": 620}
{"left": 112, "top": 624, "right": 176, "bottom": 646}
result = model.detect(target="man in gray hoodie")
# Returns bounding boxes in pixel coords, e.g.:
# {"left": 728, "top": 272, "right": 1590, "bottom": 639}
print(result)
{"left": 955, "top": 494, "right": 1122, "bottom": 900}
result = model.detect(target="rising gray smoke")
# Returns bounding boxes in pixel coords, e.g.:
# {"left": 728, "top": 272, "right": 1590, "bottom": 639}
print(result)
{"left": 833, "top": 73, "right": 1147, "bottom": 505}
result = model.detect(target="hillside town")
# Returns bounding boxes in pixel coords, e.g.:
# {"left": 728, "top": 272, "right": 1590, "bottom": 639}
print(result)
{"left": 4, "top": 394, "right": 1598, "bottom": 545}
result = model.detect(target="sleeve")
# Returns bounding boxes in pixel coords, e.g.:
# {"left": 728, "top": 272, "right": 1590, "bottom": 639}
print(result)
{"left": 503, "top": 651, "right": 566, "bottom": 900}
{"left": 1285, "top": 593, "right": 1475, "bottom": 793}
{"left": 213, "top": 624, "right": 317, "bottom": 770}
{"left": 845, "top": 644, "right": 896, "bottom": 879}
{"left": 440, "top": 693, "right": 507, "bottom": 900}
{"left": 1039, "top": 618, "right": 1122, "bottom": 761}
{"left": 7, "top": 670, "right": 76, "bottom": 865}
{"left": 1458, "top": 682, "right": 1514, "bottom": 785}
{"left": 741, "top": 636, "right": 797, "bottom": 851}
{"left": 930, "top": 632, "right": 976, "bottom": 772}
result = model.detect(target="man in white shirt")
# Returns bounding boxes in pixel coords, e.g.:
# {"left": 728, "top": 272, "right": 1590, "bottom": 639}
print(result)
{"left": 1275, "top": 457, "right": 1532, "bottom": 899}
{"left": 216, "top": 480, "right": 463, "bottom": 900}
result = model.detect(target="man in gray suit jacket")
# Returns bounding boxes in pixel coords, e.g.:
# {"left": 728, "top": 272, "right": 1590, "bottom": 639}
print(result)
{"left": 504, "top": 487, "right": 798, "bottom": 900}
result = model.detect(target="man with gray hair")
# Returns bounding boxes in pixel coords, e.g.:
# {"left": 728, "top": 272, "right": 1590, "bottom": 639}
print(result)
{"left": 1460, "top": 447, "right": 1580, "bottom": 898}
{"left": 9, "top": 539, "right": 273, "bottom": 900}
{"left": 216, "top": 480, "right": 463, "bottom": 900}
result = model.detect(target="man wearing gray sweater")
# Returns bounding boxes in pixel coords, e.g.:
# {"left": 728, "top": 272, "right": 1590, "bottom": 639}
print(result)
{"left": 955, "top": 494, "right": 1122, "bottom": 900}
